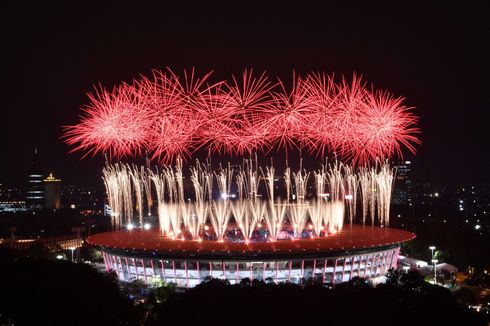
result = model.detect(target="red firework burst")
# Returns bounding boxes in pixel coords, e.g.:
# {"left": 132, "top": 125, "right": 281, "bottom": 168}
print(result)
{"left": 63, "top": 69, "right": 420, "bottom": 165}
{"left": 63, "top": 83, "right": 152, "bottom": 158}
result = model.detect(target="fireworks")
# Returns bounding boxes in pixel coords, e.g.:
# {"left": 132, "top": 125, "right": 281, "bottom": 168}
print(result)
{"left": 69, "top": 68, "right": 420, "bottom": 243}
{"left": 64, "top": 69, "right": 419, "bottom": 165}
{"left": 102, "top": 160, "right": 395, "bottom": 243}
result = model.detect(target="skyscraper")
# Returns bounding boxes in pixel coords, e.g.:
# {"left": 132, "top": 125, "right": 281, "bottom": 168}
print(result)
{"left": 44, "top": 173, "right": 61, "bottom": 209}
{"left": 392, "top": 160, "right": 412, "bottom": 206}
{"left": 25, "top": 148, "right": 45, "bottom": 208}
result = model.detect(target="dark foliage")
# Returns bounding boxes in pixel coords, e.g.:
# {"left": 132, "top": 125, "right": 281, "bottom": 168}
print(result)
{"left": 0, "top": 248, "right": 140, "bottom": 326}
{"left": 146, "top": 275, "right": 485, "bottom": 326}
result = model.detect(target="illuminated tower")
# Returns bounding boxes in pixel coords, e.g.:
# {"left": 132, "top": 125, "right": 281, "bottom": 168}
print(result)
{"left": 25, "top": 148, "right": 45, "bottom": 209}
{"left": 44, "top": 173, "right": 61, "bottom": 209}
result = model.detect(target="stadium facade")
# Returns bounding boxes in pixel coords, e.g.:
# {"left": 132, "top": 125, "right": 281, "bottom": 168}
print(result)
{"left": 88, "top": 225, "right": 415, "bottom": 287}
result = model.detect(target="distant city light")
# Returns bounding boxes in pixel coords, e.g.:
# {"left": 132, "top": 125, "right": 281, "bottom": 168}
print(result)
{"left": 143, "top": 223, "right": 151, "bottom": 230}
{"left": 127, "top": 223, "right": 134, "bottom": 230}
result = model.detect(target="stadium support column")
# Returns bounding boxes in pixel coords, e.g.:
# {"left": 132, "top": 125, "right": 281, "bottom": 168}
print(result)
{"left": 372, "top": 254, "right": 380, "bottom": 278}
{"left": 133, "top": 258, "right": 138, "bottom": 280}
{"left": 150, "top": 259, "right": 155, "bottom": 278}
{"left": 197, "top": 262, "right": 200, "bottom": 283}
{"left": 341, "top": 258, "right": 347, "bottom": 282}
{"left": 275, "top": 262, "right": 279, "bottom": 284}
{"left": 348, "top": 256, "right": 354, "bottom": 281}
{"left": 107, "top": 254, "right": 114, "bottom": 271}
{"left": 376, "top": 254, "right": 382, "bottom": 277}
{"left": 322, "top": 259, "right": 328, "bottom": 284}
{"left": 141, "top": 259, "right": 147, "bottom": 284}
{"left": 391, "top": 247, "right": 400, "bottom": 269}
{"left": 222, "top": 261, "right": 226, "bottom": 281}
{"left": 381, "top": 251, "right": 389, "bottom": 275}
{"left": 388, "top": 250, "right": 394, "bottom": 272}
{"left": 115, "top": 256, "right": 121, "bottom": 276}
{"left": 102, "top": 252, "right": 109, "bottom": 272}
{"left": 250, "top": 262, "right": 253, "bottom": 284}
{"left": 184, "top": 261, "right": 188, "bottom": 288}
{"left": 117, "top": 256, "right": 123, "bottom": 277}
{"left": 332, "top": 258, "right": 338, "bottom": 284}
{"left": 312, "top": 259, "right": 317, "bottom": 281}
{"left": 262, "top": 262, "right": 266, "bottom": 281}
{"left": 109, "top": 254, "right": 115, "bottom": 272}
{"left": 236, "top": 262, "right": 240, "bottom": 284}
{"left": 301, "top": 260, "right": 305, "bottom": 280}
{"left": 356, "top": 256, "right": 362, "bottom": 277}
{"left": 125, "top": 258, "right": 130, "bottom": 278}
{"left": 161, "top": 260, "right": 166, "bottom": 283}
{"left": 172, "top": 260, "right": 177, "bottom": 284}
{"left": 118, "top": 257, "right": 124, "bottom": 279}
{"left": 364, "top": 255, "right": 371, "bottom": 278}
{"left": 368, "top": 254, "right": 375, "bottom": 278}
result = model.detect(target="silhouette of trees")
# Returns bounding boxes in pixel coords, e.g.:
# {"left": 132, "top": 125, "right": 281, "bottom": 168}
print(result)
{"left": 146, "top": 272, "right": 486, "bottom": 326}
{"left": 0, "top": 248, "right": 141, "bottom": 325}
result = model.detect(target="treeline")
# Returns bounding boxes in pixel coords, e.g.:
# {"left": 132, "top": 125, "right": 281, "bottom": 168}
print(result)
{"left": 0, "top": 248, "right": 486, "bottom": 326}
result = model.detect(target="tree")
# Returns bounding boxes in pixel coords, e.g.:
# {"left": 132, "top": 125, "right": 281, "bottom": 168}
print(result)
{"left": 385, "top": 267, "right": 401, "bottom": 285}
{"left": 148, "top": 283, "right": 176, "bottom": 305}
{"left": 400, "top": 269, "right": 427, "bottom": 291}
{"left": 0, "top": 251, "right": 141, "bottom": 325}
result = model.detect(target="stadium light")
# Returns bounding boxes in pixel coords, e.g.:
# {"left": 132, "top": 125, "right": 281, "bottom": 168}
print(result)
{"left": 431, "top": 259, "right": 438, "bottom": 284}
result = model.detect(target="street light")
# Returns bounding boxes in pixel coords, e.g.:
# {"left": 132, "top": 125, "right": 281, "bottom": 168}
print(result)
{"left": 431, "top": 259, "right": 438, "bottom": 284}
{"left": 69, "top": 247, "right": 76, "bottom": 263}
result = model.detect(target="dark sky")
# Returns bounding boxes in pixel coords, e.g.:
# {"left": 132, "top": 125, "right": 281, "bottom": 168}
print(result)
{"left": 1, "top": 1, "right": 489, "bottom": 187}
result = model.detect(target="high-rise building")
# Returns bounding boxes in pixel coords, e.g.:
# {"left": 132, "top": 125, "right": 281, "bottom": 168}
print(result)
{"left": 25, "top": 148, "right": 45, "bottom": 209}
{"left": 392, "top": 160, "right": 412, "bottom": 206}
{"left": 44, "top": 173, "right": 61, "bottom": 209}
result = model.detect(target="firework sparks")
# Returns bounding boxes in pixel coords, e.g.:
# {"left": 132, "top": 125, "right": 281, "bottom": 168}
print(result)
{"left": 100, "top": 159, "right": 399, "bottom": 243}
{"left": 64, "top": 70, "right": 419, "bottom": 165}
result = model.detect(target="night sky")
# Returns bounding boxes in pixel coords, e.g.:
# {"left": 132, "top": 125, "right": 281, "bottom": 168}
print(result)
{"left": 2, "top": 2, "right": 489, "bottom": 187}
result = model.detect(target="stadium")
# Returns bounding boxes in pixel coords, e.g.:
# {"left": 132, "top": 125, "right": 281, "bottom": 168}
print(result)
{"left": 88, "top": 225, "right": 415, "bottom": 287}
{"left": 67, "top": 69, "right": 420, "bottom": 287}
